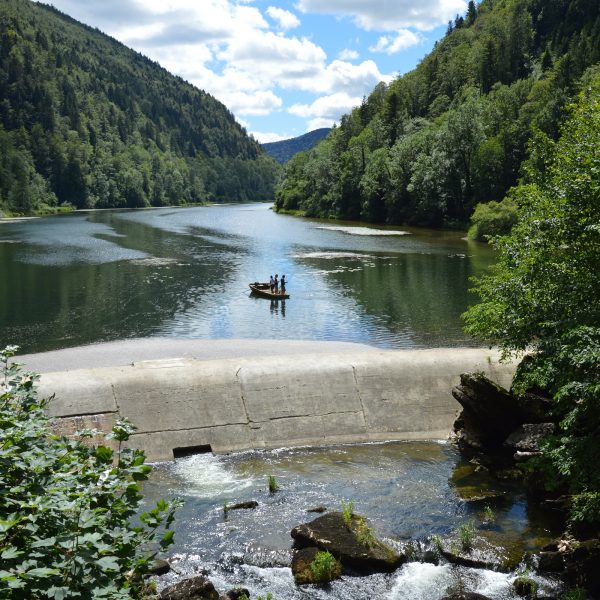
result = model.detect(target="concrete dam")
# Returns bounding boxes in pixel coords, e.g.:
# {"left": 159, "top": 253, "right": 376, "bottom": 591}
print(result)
{"left": 26, "top": 340, "right": 516, "bottom": 461}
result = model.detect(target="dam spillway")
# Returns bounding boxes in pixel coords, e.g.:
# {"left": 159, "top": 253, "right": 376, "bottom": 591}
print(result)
{"left": 29, "top": 341, "right": 516, "bottom": 461}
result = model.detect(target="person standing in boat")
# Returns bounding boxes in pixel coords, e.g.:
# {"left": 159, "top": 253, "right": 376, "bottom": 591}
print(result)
{"left": 269, "top": 274, "right": 274, "bottom": 293}
{"left": 274, "top": 273, "right": 279, "bottom": 294}
{"left": 280, "top": 274, "right": 286, "bottom": 294}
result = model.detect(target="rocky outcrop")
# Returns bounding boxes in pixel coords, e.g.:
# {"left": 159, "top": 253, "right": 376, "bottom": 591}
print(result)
{"left": 452, "top": 373, "right": 555, "bottom": 452}
{"left": 228, "top": 501, "right": 258, "bottom": 511}
{"left": 291, "top": 511, "right": 403, "bottom": 573}
{"left": 159, "top": 574, "right": 219, "bottom": 600}
{"left": 149, "top": 558, "right": 171, "bottom": 576}
{"left": 537, "top": 539, "right": 600, "bottom": 596}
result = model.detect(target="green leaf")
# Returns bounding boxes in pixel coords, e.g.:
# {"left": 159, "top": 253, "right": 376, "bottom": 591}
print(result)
{"left": 96, "top": 556, "right": 120, "bottom": 571}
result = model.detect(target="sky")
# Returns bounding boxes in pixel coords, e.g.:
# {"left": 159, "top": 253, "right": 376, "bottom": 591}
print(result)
{"left": 43, "top": 0, "right": 468, "bottom": 142}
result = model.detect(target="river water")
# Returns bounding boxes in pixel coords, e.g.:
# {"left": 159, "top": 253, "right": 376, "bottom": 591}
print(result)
{"left": 2, "top": 205, "right": 559, "bottom": 598}
{"left": 143, "top": 442, "right": 561, "bottom": 599}
{"left": 0, "top": 203, "right": 493, "bottom": 353}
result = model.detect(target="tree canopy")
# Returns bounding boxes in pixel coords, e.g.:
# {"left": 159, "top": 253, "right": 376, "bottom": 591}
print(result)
{"left": 275, "top": 0, "right": 600, "bottom": 228}
{"left": 0, "top": 0, "right": 278, "bottom": 215}
{"left": 464, "top": 70, "right": 600, "bottom": 523}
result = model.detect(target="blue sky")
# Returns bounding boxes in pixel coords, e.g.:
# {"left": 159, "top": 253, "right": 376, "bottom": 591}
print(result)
{"left": 44, "top": 0, "right": 467, "bottom": 142}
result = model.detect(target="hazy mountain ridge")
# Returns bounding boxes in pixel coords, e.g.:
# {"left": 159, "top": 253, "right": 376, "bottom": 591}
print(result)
{"left": 0, "top": 0, "right": 278, "bottom": 214}
{"left": 262, "top": 128, "right": 332, "bottom": 164}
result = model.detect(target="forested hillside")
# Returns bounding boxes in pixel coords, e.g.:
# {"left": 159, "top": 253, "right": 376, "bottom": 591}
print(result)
{"left": 275, "top": 0, "right": 600, "bottom": 228}
{"left": 262, "top": 128, "right": 331, "bottom": 164}
{"left": 0, "top": 0, "right": 278, "bottom": 215}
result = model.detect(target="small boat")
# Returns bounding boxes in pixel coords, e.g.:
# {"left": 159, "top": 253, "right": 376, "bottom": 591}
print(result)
{"left": 249, "top": 282, "right": 289, "bottom": 299}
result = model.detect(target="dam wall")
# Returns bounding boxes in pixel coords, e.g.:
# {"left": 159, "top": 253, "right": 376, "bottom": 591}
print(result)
{"left": 39, "top": 347, "right": 516, "bottom": 461}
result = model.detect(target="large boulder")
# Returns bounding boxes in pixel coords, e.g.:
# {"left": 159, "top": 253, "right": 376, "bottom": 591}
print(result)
{"left": 452, "top": 373, "right": 553, "bottom": 450}
{"left": 159, "top": 574, "right": 219, "bottom": 600}
{"left": 291, "top": 511, "right": 403, "bottom": 573}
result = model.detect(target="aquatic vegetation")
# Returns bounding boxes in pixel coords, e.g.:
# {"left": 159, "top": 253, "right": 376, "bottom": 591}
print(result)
{"left": 458, "top": 520, "right": 476, "bottom": 552}
{"left": 355, "top": 518, "right": 377, "bottom": 549}
{"left": 268, "top": 474, "right": 279, "bottom": 494}
{"left": 341, "top": 499, "right": 354, "bottom": 529}
{"left": 310, "top": 550, "right": 339, "bottom": 583}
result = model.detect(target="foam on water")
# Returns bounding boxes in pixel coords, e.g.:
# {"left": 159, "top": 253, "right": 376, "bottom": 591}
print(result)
{"left": 316, "top": 225, "right": 410, "bottom": 236}
{"left": 171, "top": 453, "right": 255, "bottom": 498}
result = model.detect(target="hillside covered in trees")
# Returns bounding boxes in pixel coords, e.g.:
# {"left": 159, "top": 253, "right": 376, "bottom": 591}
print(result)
{"left": 0, "top": 0, "right": 278, "bottom": 215}
{"left": 275, "top": 0, "right": 600, "bottom": 228}
{"left": 262, "top": 128, "right": 331, "bottom": 164}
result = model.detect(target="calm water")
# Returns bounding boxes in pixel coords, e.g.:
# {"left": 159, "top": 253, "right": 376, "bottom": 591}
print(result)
{"left": 0, "top": 203, "right": 493, "bottom": 353}
{"left": 143, "top": 442, "right": 561, "bottom": 599}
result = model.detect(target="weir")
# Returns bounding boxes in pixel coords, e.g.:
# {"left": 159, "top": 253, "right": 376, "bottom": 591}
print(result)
{"left": 36, "top": 345, "right": 516, "bottom": 461}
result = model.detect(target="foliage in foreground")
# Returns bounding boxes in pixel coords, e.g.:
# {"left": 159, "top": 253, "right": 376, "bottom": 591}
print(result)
{"left": 464, "top": 72, "right": 600, "bottom": 524}
{"left": 0, "top": 345, "right": 179, "bottom": 599}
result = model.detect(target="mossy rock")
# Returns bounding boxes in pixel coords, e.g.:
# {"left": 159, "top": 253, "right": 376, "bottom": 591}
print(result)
{"left": 513, "top": 575, "right": 538, "bottom": 598}
{"left": 291, "top": 547, "right": 342, "bottom": 585}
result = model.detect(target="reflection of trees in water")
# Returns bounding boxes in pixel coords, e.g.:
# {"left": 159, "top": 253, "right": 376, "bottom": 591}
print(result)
{"left": 0, "top": 217, "right": 235, "bottom": 353}
{"left": 316, "top": 251, "right": 494, "bottom": 346}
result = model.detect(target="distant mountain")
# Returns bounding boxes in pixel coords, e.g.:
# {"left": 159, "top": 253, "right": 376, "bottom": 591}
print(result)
{"left": 262, "top": 128, "right": 331, "bottom": 164}
{"left": 0, "top": 0, "right": 278, "bottom": 215}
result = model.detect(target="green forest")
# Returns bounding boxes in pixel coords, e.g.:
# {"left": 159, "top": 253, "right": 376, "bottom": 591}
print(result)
{"left": 262, "top": 128, "right": 331, "bottom": 164}
{"left": 0, "top": 0, "right": 278, "bottom": 215}
{"left": 275, "top": 0, "right": 600, "bottom": 232}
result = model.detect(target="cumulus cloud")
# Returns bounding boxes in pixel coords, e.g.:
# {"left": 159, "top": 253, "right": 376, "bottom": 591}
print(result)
{"left": 296, "top": 0, "right": 467, "bottom": 31}
{"left": 45, "top": 0, "right": 395, "bottom": 131}
{"left": 369, "top": 29, "right": 423, "bottom": 54}
{"left": 289, "top": 91, "right": 363, "bottom": 128}
{"left": 338, "top": 48, "right": 359, "bottom": 60}
{"left": 252, "top": 131, "right": 289, "bottom": 143}
{"left": 266, "top": 6, "right": 301, "bottom": 30}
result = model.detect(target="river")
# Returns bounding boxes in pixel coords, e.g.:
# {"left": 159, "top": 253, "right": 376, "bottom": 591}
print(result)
{"left": 0, "top": 203, "right": 493, "bottom": 353}
{"left": 2, "top": 204, "right": 560, "bottom": 598}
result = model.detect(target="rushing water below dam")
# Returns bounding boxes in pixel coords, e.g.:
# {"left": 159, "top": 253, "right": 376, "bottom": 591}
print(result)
{"left": 0, "top": 203, "right": 493, "bottom": 353}
{"left": 143, "top": 441, "right": 561, "bottom": 599}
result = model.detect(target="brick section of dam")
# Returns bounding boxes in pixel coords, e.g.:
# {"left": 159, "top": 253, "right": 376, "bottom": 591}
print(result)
{"left": 36, "top": 346, "right": 516, "bottom": 461}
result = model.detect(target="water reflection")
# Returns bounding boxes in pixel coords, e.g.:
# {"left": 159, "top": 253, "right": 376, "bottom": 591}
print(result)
{"left": 0, "top": 204, "right": 495, "bottom": 353}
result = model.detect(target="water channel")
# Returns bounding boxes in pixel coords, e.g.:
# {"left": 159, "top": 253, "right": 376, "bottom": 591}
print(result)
{"left": 1, "top": 204, "right": 560, "bottom": 598}
{"left": 0, "top": 202, "right": 492, "bottom": 353}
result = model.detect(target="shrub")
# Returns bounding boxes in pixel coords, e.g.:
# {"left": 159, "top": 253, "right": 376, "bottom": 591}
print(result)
{"left": 341, "top": 500, "right": 353, "bottom": 529}
{"left": 0, "top": 345, "right": 179, "bottom": 598}
{"left": 310, "top": 551, "right": 338, "bottom": 583}
{"left": 467, "top": 197, "right": 518, "bottom": 241}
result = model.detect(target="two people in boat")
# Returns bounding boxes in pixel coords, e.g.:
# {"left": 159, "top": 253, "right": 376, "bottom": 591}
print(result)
{"left": 269, "top": 273, "right": 286, "bottom": 294}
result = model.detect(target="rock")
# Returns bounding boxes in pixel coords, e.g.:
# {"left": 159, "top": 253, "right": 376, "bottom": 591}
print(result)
{"left": 452, "top": 374, "right": 554, "bottom": 451}
{"left": 537, "top": 550, "right": 564, "bottom": 573}
{"left": 440, "top": 593, "right": 493, "bottom": 600}
{"left": 159, "top": 575, "right": 219, "bottom": 600}
{"left": 513, "top": 575, "right": 537, "bottom": 597}
{"left": 228, "top": 501, "right": 258, "bottom": 511}
{"left": 291, "top": 511, "right": 403, "bottom": 573}
{"left": 291, "top": 547, "right": 342, "bottom": 585}
{"left": 149, "top": 558, "right": 171, "bottom": 576}
{"left": 504, "top": 423, "right": 556, "bottom": 453}
{"left": 219, "top": 589, "right": 250, "bottom": 600}
{"left": 307, "top": 506, "right": 327, "bottom": 513}
{"left": 439, "top": 546, "right": 511, "bottom": 572}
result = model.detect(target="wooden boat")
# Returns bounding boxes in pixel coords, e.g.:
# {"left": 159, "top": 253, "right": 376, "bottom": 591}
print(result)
{"left": 249, "top": 282, "right": 289, "bottom": 299}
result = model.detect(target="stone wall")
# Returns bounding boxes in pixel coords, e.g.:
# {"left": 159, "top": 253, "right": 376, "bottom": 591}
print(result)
{"left": 40, "top": 348, "right": 516, "bottom": 461}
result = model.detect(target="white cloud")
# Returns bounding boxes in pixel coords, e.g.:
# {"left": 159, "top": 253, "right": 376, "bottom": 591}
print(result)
{"left": 338, "top": 48, "right": 359, "bottom": 60}
{"left": 369, "top": 29, "right": 423, "bottom": 54}
{"left": 266, "top": 6, "right": 300, "bottom": 30}
{"left": 252, "top": 131, "right": 289, "bottom": 143}
{"left": 289, "top": 92, "right": 363, "bottom": 127}
{"left": 296, "top": 0, "right": 467, "bottom": 31}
